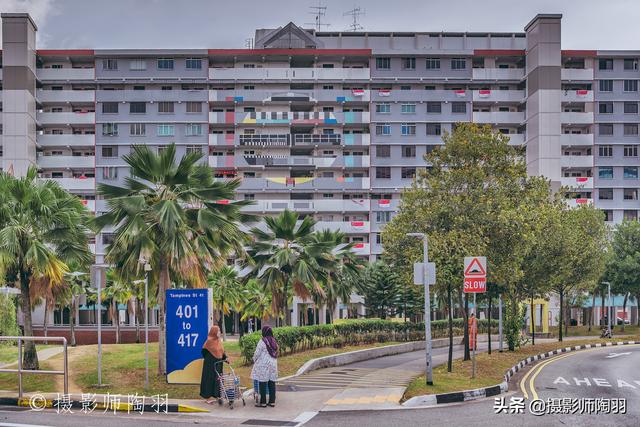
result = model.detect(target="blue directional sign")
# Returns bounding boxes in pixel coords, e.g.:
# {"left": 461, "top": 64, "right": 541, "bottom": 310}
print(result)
{"left": 165, "top": 289, "right": 212, "bottom": 384}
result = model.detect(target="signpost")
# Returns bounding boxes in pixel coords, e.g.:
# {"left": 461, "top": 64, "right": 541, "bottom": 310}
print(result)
{"left": 166, "top": 289, "right": 213, "bottom": 384}
{"left": 463, "top": 256, "right": 487, "bottom": 379}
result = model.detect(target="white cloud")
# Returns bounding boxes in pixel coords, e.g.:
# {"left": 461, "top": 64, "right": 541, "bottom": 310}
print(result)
{"left": 0, "top": 0, "right": 59, "bottom": 47}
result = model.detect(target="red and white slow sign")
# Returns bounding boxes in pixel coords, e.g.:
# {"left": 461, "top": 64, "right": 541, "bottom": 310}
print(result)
{"left": 463, "top": 256, "right": 486, "bottom": 293}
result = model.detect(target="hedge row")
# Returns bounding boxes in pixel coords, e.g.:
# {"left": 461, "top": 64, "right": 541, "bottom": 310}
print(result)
{"left": 239, "top": 318, "right": 498, "bottom": 363}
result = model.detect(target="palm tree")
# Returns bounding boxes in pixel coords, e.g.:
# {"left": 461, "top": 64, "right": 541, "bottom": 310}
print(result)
{"left": 243, "top": 210, "right": 338, "bottom": 326}
{"left": 62, "top": 270, "right": 90, "bottom": 346}
{"left": 208, "top": 266, "right": 242, "bottom": 341}
{"left": 103, "top": 270, "right": 133, "bottom": 344}
{"left": 240, "top": 279, "right": 273, "bottom": 327}
{"left": 0, "top": 167, "right": 92, "bottom": 369}
{"left": 94, "top": 144, "right": 250, "bottom": 374}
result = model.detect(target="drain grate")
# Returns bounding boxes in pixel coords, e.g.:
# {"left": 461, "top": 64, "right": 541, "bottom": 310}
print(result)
{"left": 241, "top": 420, "right": 298, "bottom": 426}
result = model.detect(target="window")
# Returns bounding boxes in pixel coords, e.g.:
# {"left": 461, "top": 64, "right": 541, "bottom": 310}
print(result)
{"left": 158, "top": 101, "right": 174, "bottom": 113}
{"left": 624, "top": 58, "right": 638, "bottom": 70}
{"left": 401, "top": 167, "right": 416, "bottom": 179}
{"left": 186, "top": 102, "right": 202, "bottom": 113}
{"left": 624, "top": 145, "right": 638, "bottom": 157}
{"left": 244, "top": 194, "right": 255, "bottom": 200}
{"left": 624, "top": 80, "right": 638, "bottom": 92}
{"left": 129, "top": 102, "right": 146, "bottom": 114}
{"left": 376, "top": 103, "right": 391, "bottom": 113}
{"left": 400, "top": 85, "right": 411, "bottom": 91}
{"left": 425, "top": 145, "right": 439, "bottom": 154}
{"left": 599, "top": 58, "right": 613, "bottom": 70}
{"left": 427, "top": 102, "right": 441, "bottom": 113}
{"left": 376, "top": 57, "right": 391, "bottom": 70}
{"left": 376, "top": 233, "right": 383, "bottom": 245}
{"left": 157, "top": 58, "right": 174, "bottom": 70}
{"left": 402, "top": 145, "right": 416, "bottom": 157}
{"left": 102, "top": 102, "right": 118, "bottom": 114}
{"left": 602, "top": 210, "right": 614, "bottom": 222}
{"left": 598, "top": 102, "right": 613, "bottom": 114}
{"left": 376, "top": 123, "right": 391, "bottom": 135}
{"left": 451, "top": 58, "right": 466, "bottom": 70}
{"left": 376, "top": 211, "right": 392, "bottom": 224}
{"left": 624, "top": 188, "right": 638, "bottom": 200}
{"left": 186, "top": 145, "right": 202, "bottom": 154}
{"left": 102, "top": 59, "right": 118, "bottom": 70}
{"left": 161, "top": 86, "right": 173, "bottom": 91}
{"left": 624, "top": 210, "right": 638, "bottom": 221}
{"left": 101, "top": 146, "right": 118, "bottom": 158}
{"left": 426, "top": 58, "right": 440, "bottom": 70}
{"left": 376, "top": 145, "right": 390, "bottom": 158}
{"left": 452, "top": 102, "right": 467, "bottom": 113}
{"left": 133, "top": 85, "right": 145, "bottom": 91}
{"left": 185, "top": 123, "right": 202, "bottom": 136}
{"left": 624, "top": 102, "right": 638, "bottom": 114}
{"left": 426, "top": 123, "right": 441, "bottom": 135}
{"left": 130, "top": 123, "right": 146, "bottom": 136}
{"left": 598, "top": 145, "right": 613, "bottom": 157}
{"left": 624, "top": 166, "right": 638, "bottom": 179}
{"left": 401, "top": 57, "right": 416, "bottom": 70}
{"left": 624, "top": 123, "right": 639, "bottom": 135}
{"left": 102, "top": 123, "right": 118, "bottom": 136}
{"left": 401, "top": 104, "right": 416, "bottom": 114}
{"left": 599, "top": 188, "right": 613, "bottom": 200}
{"left": 599, "top": 167, "right": 614, "bottom": 179}
{"left": 129, "top": 59, "right": 146, "bottom": 70}
{"left": 599, "top": 80, "right": 613, "bottom": 92}
{"left": 102, "top": 167, "right": 118, "bottom": 180}
{"left": 376, "top": 167, "right": 391, "bottom": 179}
{"left": 186, "top": 58, "right": 202, "bottom": 69}
{"left": 599, "top": 124, "right": 614, "bottom": 135}
{"left": 157, "top": 124, "right": 175, "bottom": 136}
{"left": 401, "top": 123, "right": 416, "bottom": 136}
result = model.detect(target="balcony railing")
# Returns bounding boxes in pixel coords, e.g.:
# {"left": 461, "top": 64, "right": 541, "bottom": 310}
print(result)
{"left": 98, "top": 89, "right": 207, "bottom": 102}
{"left": 37, "top": 90, "right": 95, "bottom": 103}
{"left": 37, "top": 155, "right": 95, "bottom": 169}
{"left": 472, "top": 111, "right": 525, "bottom": 124}
{"left": 42, "top": 177, "right": 96, "bottom": 191}
{"left": 561, "top": 90, "right": 594, "bottom": 103}
{"left": 37, "top": 112, "right": 95, "bottom": 125}
{"left": 240, "top": 134, "right": 290, "bottom": 146}
{"left": 37, "top": 68, "right": 95, "bottom": 81}
{"left": 472, "top": 90, "right": 525, "bottom": 102}
{"left": 236, "top": 177, "right": 370, "bottom": 191}
{"left": 293, "top": 134, "right": 341, "bottom": 146}
{"left": 472, "top": 68, "right": 525, "bottom": 81}
{"left": 241, "top": 199, "right": 371, "bottom": 213}
{"left": 38, "top": 134, "right": 95, "bottom": 147}
{"left": 561, "top": 112, "right": 594, "bottom": 124}
{"left": 561, "top": 69, "right": 594, "bottom": 81}
{"left": 560, "top": 155, "right": 594, "bottom": 168}
{"left": 209, "top": 89, "right": 370, "bottom": 103}
{"left": 560, "top": 134, "right": 594, "bottom": 146}
{"left": 560, "top": 177, "right": 594, "bottom": 189}
{"left": 209, "top": 67, "right": 370, "bottom": 81}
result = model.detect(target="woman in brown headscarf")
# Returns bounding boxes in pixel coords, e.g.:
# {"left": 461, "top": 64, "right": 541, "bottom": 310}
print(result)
{"left": 200, "top": 325, "right": 228, "bottom": 404}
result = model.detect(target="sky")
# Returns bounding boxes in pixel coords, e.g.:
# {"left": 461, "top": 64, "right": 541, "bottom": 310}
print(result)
{"left": 0, "top": 0, "right": 639, "bottom": 50}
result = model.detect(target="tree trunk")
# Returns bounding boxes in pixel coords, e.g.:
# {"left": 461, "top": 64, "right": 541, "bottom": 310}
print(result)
{"left": 558, "top": 290, "right": 564, "bottom": 342}
{"left": 221, "top": 309, "right": 227, "bottom": 341}
{"left": 621, "top": 293, "right": 628, "bottom": 332}
{"left": 564, "top": 298, "right": 569, "bottom": 337}
{"left": 487, "top": 295, "right": 492, "bottom": 355}
{"left": 463, "top": 293, "right": 470, "bottom": 361}
{"left": 157, "top": 257, "right": 170, "bottom": 375}
{"left": 636, "top": 294, "right": 640, "bottom": 327}
{"left": 589, "top": 292, "right": 596, "bottom": 332}
{"left": 530, "top": 294, "right": 535, "bottom": 346}
{"left": 43, "top": 296, "right": 49, "bottom": 345}
{"left": 113, "top": 299, "right": 120, "bottom": 344}
{"left": 70, "top": 296, "right": 77, "bottom": 347}
{"left": 601, "top": 293, "right": 605, "bottom": 327}
{"left": 20, "top": 270, "right": 39, "bottom": 370}
{"left": 447, "top": 284, "right": 453, "bottom": 373}
{"left": 508, "top": 297, "right": 517, "bottom": 351}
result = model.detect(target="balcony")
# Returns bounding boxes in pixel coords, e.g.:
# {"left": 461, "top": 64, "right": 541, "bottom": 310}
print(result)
{"left": 351, "top": 242, "right": 371, "bottom": 256}
{"left": 292, "top": 134, "right": 342, "bottom": 146}
{"left": 566, "top": 198, "right": 593, "bottom": 208}
{"left": 236, "top": 177, "right": 370, "bottom": 191}
{"left": 37, "top": 90, "right": 95, "bottom": 103}
{"left": 98, "top": 89, "right": 207, "bottom": 102}
{"left": 80, "top": 199, "right": 96, "bottom": 211}
{"left": 472, "top": 111, "right": 525, "bottom": 124}
{"left": 343, "top": 134, "right": 370, "bottom": 146}
{"left": 561, "top": 112, "right": 594, "bottom": 125}
{"left": 209, "top": 89, "right": 370, "bottom": 103}
{"left": 561, "top": 90, "right": 594, "bottom": 103}
{"left": 209, "top": 111, "right": 369, "bottom": 125}
{"left": 371, "top": 89, "right": 470, "bottom": 102}
{"left": 37, "top": 112, "right": 95, "bottom": 125}
{"left": 209, "top": 67, "right": 370, "bottom": 81}
{"left": 560, "top": 155, "right": 593, "bottom": 168}
{"left": 506, "top": 133, "right": 526, "bottom": 146}
{"left": 37, "top": 68, "right": 95, "bottom": 81}
{"left": 561, "top": 69, "right": 594, "bottom": 81}
{"left": 472, "top": 68, "right": 525, "bottom": 81}
{"left": 38, "top": 134, "right": 95, "bottom": 147}
{"left": 241, "top": 199, "right": 371, "bottom": 213}
{"left": 315, "top": 221, "right": 371, "bottom": 234}
{"left": 560, "top": 134, "right": 594, "bottom": 146}
{"left": 37, "top": 155, "right": 95, "bottom": 169}
{"left": 560, "top": 177, "right": 594, "bottom": 189}
{"left": 472, "top": 90, "right": 525, "bottom": 102}
{"left": 44, "top": 177, "right": 96, "bottom": 191}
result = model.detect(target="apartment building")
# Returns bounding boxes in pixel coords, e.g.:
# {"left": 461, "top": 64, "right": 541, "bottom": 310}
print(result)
{"left": 1, "top": 13, "right": 639, "bottom": 327}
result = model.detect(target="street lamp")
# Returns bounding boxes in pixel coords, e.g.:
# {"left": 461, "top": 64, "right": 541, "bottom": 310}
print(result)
{"left": 136, "top": 257, "right": 153, "bottom": 390}
{"left": 601, "top": 281, "right": 611, "bottom": 337}
{"left": 407, "top": 232, "right": 433, "bottom": 386}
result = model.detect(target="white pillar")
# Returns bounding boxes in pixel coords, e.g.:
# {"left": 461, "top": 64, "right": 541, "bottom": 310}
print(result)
{"left": 292, "top": 301, "right": 300, "bottom": 327}
{"left": 319, "top": 304, "right": 327, "bottom": 324}
{"left": 333, "top": 301, "right": 341, "bottom": 322}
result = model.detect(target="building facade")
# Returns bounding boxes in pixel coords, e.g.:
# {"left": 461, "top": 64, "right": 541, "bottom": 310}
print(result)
{"left": 1, "top": 13, "right": 638, "bottom": 327}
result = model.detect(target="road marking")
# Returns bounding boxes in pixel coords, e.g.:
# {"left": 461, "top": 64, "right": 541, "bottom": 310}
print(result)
{"left": 606, "top": 352, "right": 631, "bottom": 358}
{"left": 0, "top": 423, "right": 54, "bottom": 427}
{"left": 292, "top": 411, "right": 319, "bottom": 426}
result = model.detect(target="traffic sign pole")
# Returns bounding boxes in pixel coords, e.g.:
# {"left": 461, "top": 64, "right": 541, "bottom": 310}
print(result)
{"left": 464, "top": 256, "right": 486, "bottom": 380}
{"left": 472, "top": 293, "right": 476, "bottom": 379}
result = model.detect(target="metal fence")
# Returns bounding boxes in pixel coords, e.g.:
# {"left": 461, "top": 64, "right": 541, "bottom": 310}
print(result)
{"left": 0, "top": 336, "right": 68, "bottom": 398}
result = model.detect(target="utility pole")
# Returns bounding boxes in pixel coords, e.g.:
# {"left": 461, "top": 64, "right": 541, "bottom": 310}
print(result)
{"left": 343, "top": 7, "right": 365, "bottom": 31}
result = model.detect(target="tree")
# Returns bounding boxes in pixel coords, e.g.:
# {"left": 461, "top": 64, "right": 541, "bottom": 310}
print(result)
{"left": 240, "top": 279, "right": 273, "bottom": 324}
{"left": 208, "top": 266, "right": 242, "bottom": 340}
{"left": 94, "top": 144, "right": 249, "bottom": 373}
{"left": 243, "top": 210, "right": 334, "bottom": 326}
{"left": 0, "top": 293, "right": 20, "bottom": 338}
{"left": 103, "top": 270, "right": 133, "bottom": 344}
{"left": 61, "top": 270, "right": 90, "bottom": 346}
{"left": 360, "top": 261, "right": 401, "bottom": 319}
{"left": 0, "top": 168, "right": 92, "bottom": 369}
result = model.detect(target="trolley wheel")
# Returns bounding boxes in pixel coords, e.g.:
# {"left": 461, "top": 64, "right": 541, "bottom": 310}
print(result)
{"left": 218, "top": 398, "right": 223, "bottom": 406}
{"left": 230, "top": 403, "right": 234, "bottom": 410}
{"left": 242, "top": 398, "right": 246, "bottom": 406}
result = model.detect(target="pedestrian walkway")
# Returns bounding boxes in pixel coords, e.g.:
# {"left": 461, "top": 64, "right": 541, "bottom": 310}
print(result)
{"left": 283, "top": 366, "right": 418, "bottom": 390}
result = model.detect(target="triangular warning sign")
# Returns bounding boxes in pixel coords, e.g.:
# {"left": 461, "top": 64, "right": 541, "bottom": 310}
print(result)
{"left": 465, "top": 258, "right": 486, "bottom": 276}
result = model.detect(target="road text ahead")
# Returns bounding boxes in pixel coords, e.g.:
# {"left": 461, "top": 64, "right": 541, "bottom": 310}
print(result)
{"left": 553, "top": 376, "right": 640, "bottom": 390}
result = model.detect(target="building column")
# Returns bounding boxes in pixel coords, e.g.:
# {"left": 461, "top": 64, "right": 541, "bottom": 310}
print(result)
{"left": 319, "top": 304, "right": 327, "bottom": 324}
{"left": 291, "top": 300, "right": 300, "bottom": 327}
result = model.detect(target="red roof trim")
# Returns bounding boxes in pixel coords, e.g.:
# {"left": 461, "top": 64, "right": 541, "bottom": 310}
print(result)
{"left": 208, "top": 48, "right": 371, "bottom": 56}
{"left": 562, "top": 50, "right": 597, "bottom": 57}
{"left": 473, "top": 49, "right": 525, "bottom": 56}
{"left": 37, "top": 49, "right": 95, "bottom": 56}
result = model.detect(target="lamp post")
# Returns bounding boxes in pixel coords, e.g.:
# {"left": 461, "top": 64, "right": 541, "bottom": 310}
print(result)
{"left": 136, "top": 258, "right": 153, "bottom": 390}
{"left": 407, "top": 232, "right": 434, "bottom": 386}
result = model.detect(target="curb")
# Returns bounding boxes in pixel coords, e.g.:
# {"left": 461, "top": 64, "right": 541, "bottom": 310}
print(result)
{"left": 0, "top": 396, "right": 208, "bottom": 413}
{"left": 403, "top": 340, "right": 638, "bottom": 408}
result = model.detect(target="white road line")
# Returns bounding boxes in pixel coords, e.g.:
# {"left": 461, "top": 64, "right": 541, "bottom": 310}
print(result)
{"left": 292, "top": 411, "right": 319, "bottom": 426}
{"left": 0, "top": 423, "right": 54, "bottom": 427}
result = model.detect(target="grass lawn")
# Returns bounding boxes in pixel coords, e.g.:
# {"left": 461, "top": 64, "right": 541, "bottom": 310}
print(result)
{"left": 548, "top": 324, "right": 640, "bottom": 337}
{"left": 0, "top": 359, "right": 58, "bottom": 393}
{"left": 403, "top": 335, "right": 640, "bottom": 400}
{"left": 0, "top": 344, "right": 58, "bottom": 365}
{"left": 71, "top": 341, "right": 401, "bottom": 399}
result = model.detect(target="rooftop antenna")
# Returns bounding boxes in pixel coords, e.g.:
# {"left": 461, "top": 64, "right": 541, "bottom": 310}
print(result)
{"left": 305, "top": 1, "right": 330, "bottom": 31}
{"left": 245, "top": 38, "right": 254, "bottom": 49}
{"left": 344, "top": 6, "right": 365, "bottom": 31}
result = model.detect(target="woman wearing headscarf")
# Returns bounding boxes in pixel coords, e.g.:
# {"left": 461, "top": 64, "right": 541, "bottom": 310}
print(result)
{"left": 251, "top": 325, "right": 278, "bottom": 407}
{"left": 200, "top": 325, "right": 228, "bottom": 404}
